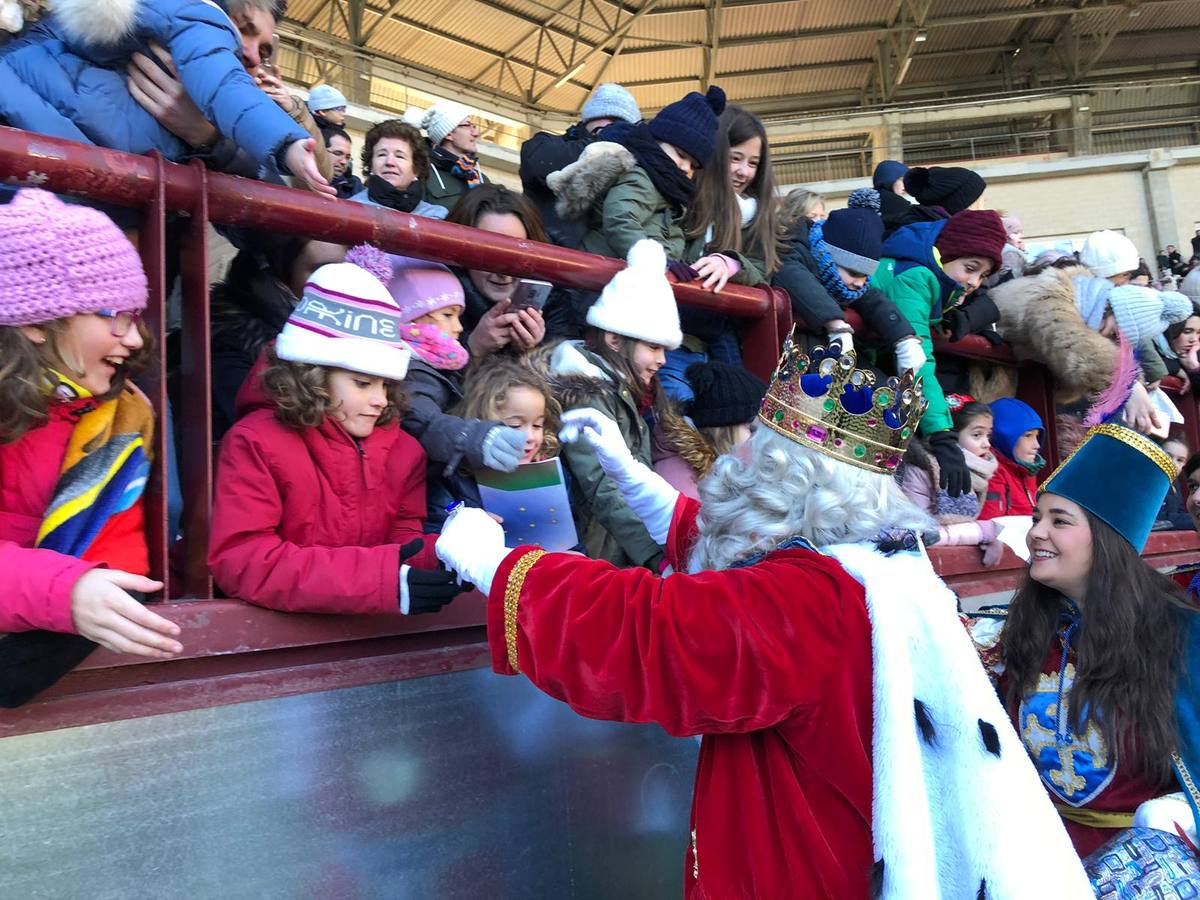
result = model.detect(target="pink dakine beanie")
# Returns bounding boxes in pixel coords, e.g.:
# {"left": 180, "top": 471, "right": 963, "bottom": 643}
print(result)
{"left": 0, "top": 188, "right": 148, "bottom": 327}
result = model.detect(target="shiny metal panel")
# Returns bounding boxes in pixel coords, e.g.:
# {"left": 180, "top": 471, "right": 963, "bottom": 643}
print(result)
{"left": 0, "top": 669, "right": 698, "bottom": 900}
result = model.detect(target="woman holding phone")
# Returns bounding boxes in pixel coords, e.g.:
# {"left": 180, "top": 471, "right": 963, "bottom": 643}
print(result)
{"left": 445, "top": 185, "right": 578, "bottom": 357}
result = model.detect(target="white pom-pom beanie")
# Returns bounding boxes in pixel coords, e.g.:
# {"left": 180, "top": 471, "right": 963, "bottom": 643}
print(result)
{"left": 276, "top": 263, "right": 413, "bottom": 381}
{"left": 407, "top": 100, "right": 475, "bottom": 147}
{"left": 586, "top": 240, "right": 682, "bottom": 349}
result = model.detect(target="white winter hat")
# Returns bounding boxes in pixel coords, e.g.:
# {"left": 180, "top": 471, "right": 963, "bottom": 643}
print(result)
{"left": 586, "top": 240, "right": 682, "bottom": 349}
{"left": 1080, "top": 229, "right": 1140, "bottom": 278}
{"left": 276, "top": 262, "right": 412, "bottom": 381}
{"left": 405, "top": 100, "right": 475, "bottom": 147}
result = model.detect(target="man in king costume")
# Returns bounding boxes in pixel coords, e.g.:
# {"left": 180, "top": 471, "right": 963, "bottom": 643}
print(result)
{"left": 436, "top": 335, "right": 1092, "bottom": 899}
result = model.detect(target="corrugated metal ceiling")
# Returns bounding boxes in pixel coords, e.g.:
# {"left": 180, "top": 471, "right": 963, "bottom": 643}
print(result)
{"left": 283, "top": 0, "right": 1200, "bottom": 117}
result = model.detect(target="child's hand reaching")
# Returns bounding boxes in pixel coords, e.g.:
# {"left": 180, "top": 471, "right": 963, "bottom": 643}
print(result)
{"left": 284, "top": 138, "right": 337, "bottom": 199}
{"left": 70, "top": 569, "right": 183, "bottom": 659}
{"left": 481, "top": 425, "right": 526, "bottom": 472}
{"left": 692, "top": 254, "right": 733, "bottom": 292}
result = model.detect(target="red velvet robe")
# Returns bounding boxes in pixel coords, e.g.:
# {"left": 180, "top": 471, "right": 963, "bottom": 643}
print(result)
{"left": 485, "top": 496, "right": 875, "bottom": 899}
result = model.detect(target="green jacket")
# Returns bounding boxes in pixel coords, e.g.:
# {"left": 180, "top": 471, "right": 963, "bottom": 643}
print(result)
{"left": 683, "top": 224, "right": 768, "bottom": 286}
{"left": 871, "top": 259, "right": 954, "bottom": 435}
{"left": 580, "top": 166, "right": 687, "bottom": 262}
{"left": 549, "top": 341, "right": 663, "bottom": 570}
{"left": 424, "top": 155, "right": 490, "bottom": 213}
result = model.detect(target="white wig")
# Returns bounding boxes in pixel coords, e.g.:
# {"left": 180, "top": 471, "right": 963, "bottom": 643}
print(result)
{"left": 687, "top": 426, "right": 935, "bottom": 573}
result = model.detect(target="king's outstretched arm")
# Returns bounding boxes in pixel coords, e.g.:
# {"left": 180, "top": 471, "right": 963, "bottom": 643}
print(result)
{"left": 559, "top": 408, "right": 679, "bottom": 544}
{"left": 435, "top": 506, "right": 860, "bottom": 737}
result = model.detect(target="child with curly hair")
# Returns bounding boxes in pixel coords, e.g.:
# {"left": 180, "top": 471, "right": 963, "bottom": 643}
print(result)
{"left": 209, "top": 256, "right": 464, "bottom": 616}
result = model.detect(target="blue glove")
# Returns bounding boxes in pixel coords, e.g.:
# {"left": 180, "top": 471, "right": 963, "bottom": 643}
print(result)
{"left": 481, "top": 425, "right": 525, "bottom": 472}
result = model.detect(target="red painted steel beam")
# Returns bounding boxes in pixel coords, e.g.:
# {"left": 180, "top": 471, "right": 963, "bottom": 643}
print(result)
{"left": 0, "top": 127, "right": 768, "bottom": 319}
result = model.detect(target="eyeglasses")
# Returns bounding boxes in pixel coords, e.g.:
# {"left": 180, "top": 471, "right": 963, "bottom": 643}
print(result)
{"left": 95, "top": 309, "right": 143, "bottom": 337}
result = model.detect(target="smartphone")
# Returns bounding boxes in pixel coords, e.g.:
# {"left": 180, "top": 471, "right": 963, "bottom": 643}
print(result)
{"left": 509, "top": 279, "right": 553, "bottom": 312}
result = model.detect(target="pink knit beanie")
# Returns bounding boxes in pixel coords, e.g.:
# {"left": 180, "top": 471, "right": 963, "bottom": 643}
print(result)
{"left": 0, "top": 189, "right": 148, "bottom": 327}
{"left": 385, "top": 254, "right": 465, "bottom": 323}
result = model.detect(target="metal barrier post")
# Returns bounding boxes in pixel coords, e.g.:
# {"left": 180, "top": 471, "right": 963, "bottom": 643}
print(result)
{"left": 178, "top": 160, "right": 214, "bottom": 600}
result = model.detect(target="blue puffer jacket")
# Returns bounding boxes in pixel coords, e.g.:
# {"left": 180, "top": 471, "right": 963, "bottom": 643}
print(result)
{"left": 0, "top": 0, "right": 307, "bottom": 166}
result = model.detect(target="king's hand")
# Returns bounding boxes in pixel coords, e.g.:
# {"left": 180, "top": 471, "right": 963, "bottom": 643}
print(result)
{"left": 436, "top": 507, "right": 511, "bottom": 597}
{"left": 559, "top": 408, "right": 680, "bottom": 545}
{"left": 559, "top": 408, "right": 638, "bottom": 483}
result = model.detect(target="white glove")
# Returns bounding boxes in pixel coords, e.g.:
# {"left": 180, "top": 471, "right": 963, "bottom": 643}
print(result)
{"left": 435, "top": 507, "right": 511, "bottom": 597}
{"left": 559, "top": 408, "right": 637, "bottom": 482}
{"left": 559, "top": 408, "right": 680, "bottom": 544}
{"left": 481, "top": 425, "right": 525, "bottom": 472}
{"left": 894, "top": 338, "right": 927, "bottom": 373}
{"left": 827, "top": 331, "right": 854, "bottom": 355}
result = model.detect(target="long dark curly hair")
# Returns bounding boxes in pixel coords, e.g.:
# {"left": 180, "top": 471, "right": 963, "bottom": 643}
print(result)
{"left": 1000, "top": 509, "right": 1188, "bottom": 787}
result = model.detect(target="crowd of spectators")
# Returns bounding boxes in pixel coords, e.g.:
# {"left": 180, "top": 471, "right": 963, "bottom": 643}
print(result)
{"left": 3, "top": 0, "right": 1200, "bottom": 689}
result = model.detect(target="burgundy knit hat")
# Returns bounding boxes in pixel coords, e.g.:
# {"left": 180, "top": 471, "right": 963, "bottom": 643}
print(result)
{"left": 0, "top": 189, "right": 147, "bottom": 327}
{"left": 934, "top": 209, "right": 1007, "bottom": 274}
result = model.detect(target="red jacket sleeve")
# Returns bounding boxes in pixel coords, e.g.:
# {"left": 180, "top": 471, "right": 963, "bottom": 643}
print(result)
{"left": 383, "top": 439, "right": 439, "bottom": 570}
{"left": 209, "top": 427, "right": 403, "bottom": 614}
{"left": 663, "top": 495, "right": 702, "bottom": 571}
{"left": 486, "top": 544, "right": 867, "bottom": 737}
{"left": 0, "top": 540, "right": 96, "bottom": 633}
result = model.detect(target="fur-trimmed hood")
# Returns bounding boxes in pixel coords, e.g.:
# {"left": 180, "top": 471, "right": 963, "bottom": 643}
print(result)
{"left": 547, "top": 141, "right": 637, "bottom": 223}
{"left": 657, "top": 412, "right": 718, "bottom": 479}
{"left": 989, "top": 265, "right": 1118, "bottom": 402}
{"left": 547, "top": 340, "right": 617, "bottom": 410}
{"left": 54, "top": 0, "right": 140, "bottom": 45}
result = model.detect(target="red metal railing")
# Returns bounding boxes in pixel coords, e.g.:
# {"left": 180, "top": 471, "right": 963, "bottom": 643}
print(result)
{"left": 1, "top": 125, "right": 1196, "bottom": 736}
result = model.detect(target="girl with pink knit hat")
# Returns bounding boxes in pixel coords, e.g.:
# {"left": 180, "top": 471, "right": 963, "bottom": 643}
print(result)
{"left": 0, "top": 188, "right": 183, "bottom": 706}
{"left": 384, "top": 251, "right": 532, "bottom": 528}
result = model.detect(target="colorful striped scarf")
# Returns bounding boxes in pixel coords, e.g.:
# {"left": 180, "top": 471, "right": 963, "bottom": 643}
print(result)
{"left": 36, "top": 373, "right": 154, "bottom": 567}
{"left": 0, "top": 373, "right": 155, "bottom": 708}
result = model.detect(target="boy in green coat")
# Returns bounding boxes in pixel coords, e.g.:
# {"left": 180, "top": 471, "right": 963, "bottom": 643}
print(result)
{"left": 871, "top": 209, "right": 1007, "bottom": 495}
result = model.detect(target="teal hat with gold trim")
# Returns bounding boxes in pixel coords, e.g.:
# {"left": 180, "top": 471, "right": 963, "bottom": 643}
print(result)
{"left": 1040, "top": 423, "right": 1177, "bottom": 551}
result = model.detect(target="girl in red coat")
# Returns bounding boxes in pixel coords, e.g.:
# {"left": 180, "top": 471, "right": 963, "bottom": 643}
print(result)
{"left": 980, "top": 396, "right": 1045, "bottom": 519}
{"left": 209, "top": 257, "right": 464, "bottom": 616}
{"left": 0, "top": 189, "right": 182, "bottom": 705}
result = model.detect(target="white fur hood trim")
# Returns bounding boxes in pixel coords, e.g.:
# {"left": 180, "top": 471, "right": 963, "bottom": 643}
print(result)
{"left": 825, "top": 542, "right": 1093, "bottom": 900}
{"left": 55, "top": 0, "right": 140, "bottom": 45}
{"left": 549, "top": 340, "right": 613, "bottom": 383}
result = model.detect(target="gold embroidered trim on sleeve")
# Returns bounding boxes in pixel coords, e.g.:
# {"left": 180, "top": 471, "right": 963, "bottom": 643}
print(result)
{"left": 503, "top": 549, "right": 547, "bottom": 673}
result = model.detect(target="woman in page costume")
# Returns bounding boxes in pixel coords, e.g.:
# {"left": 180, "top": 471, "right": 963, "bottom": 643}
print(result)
{"left": 972, "top": 421, "right": 1200, "bottom": 895}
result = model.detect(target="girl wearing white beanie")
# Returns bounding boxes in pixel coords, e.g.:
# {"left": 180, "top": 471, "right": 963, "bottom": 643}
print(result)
{"left": 547, "top": 240, "right": 681, "bottom": 570}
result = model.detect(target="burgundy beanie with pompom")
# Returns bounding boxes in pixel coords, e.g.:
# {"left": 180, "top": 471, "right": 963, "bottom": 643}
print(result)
{"left": 0, "top": 188, "right": 147, "bottom": 327}
{"left": 934, "top": 209, "right": 1007, "bottom": 274}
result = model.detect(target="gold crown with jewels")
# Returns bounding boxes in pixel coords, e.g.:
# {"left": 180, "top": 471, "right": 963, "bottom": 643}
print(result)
{"left": 756, "top": 331, "right": 927, "bottom": 474}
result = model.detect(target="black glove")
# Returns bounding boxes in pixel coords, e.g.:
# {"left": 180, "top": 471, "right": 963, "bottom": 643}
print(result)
{"left": 941, "top": 291, "right": 1001, "bottom": 342}
{"left": 928, "top": 430, "right": 972, "bottom": 498}
{"left": 397, "top": 539, "right": 473, "bottom": 615}
{"left": 667, "top": 259, "right": 699, "bottom": 282}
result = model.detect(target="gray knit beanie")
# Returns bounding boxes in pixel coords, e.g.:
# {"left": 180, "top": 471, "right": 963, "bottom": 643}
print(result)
{"left": 581, "top": 84, "right": 641, "bottom": 126}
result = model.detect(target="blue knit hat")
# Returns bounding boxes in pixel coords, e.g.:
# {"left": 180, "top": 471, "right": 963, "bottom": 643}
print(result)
{"left": 848, "top": 188, "right": 881, "bottom": 213}
{"left": 648, "top": 86, "right": 726, "bottom": 168}
{"left": 873, "top": 159, "right": 909, "bottom": 192}
{"left": 990, "top": 397, "right": 1043, "bottom": 462}
{"left": 581, "top": 83, "right": 641, "bottom": 126}
{"left": 822, "top": 208, "right": 883, "bottom": 276}
{"left": 307, "top": 84, "right": 347, "bottom": 113}
{"left": 1042, "top": 424, "right": 1176, "bottom": 551}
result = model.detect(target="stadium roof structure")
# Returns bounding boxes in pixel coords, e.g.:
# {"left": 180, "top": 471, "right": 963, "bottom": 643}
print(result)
{"left": 283, "top": 0, "right": 1200, "bottom": 118}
